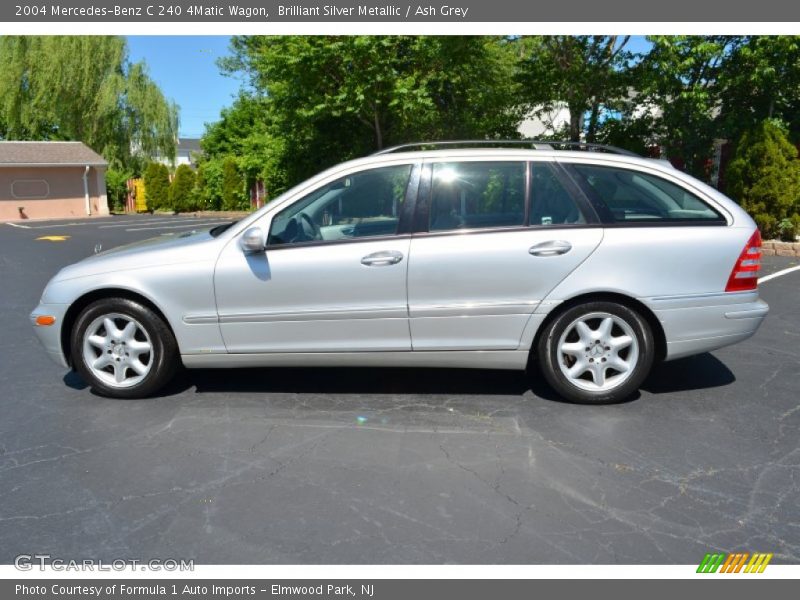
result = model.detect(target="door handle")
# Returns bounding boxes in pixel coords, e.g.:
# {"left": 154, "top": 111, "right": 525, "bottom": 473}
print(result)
{"left": 361, "top": 250, "right": 404, "bottom": 266}
{"left": 529, "top": 240, "right": 572, "bottom": 257}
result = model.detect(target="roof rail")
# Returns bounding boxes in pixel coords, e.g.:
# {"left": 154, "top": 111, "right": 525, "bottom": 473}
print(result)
{"left": 372, "top": 140, "right": 640, "bottom": 157}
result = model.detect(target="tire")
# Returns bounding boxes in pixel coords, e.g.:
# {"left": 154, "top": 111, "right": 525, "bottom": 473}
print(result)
{"left": 71, "top": 297, "right": 178, "bottom": 399}
{"left": 536, "top": 301, "right": 655, "bottom": 404}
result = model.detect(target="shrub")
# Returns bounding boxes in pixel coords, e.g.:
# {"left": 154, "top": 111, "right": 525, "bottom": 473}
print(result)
{"left": 143, "top": 162, "right": 170, "bottom": 212}
{"left": 168, "top": 164, "right": 197, "bottom": 212}
{"left": 194, "top": 161, "right": 223, "bottom": 210}
{"left": 221, "top": 157, "right": 246, "bottom": 211}
{"left": 105, "top": 168, "right": 133, "bottom": 213}
{"left": 778, "top": 215, "right": 800, "bottom": 242}
{"left": 725, "top": 119, "right": 800, "bottom": 239}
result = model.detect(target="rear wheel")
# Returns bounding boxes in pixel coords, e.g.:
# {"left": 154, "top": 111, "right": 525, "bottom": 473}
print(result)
{"left": 71, "top": 298, "right": 178, "bottom": 399}
{"left": 537, "top": 301, "right": 654, "bottom": 404}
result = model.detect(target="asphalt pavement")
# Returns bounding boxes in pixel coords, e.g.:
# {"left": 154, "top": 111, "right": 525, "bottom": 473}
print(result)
{"left": 1, "top": 215, "right": 798, "bottom": 564}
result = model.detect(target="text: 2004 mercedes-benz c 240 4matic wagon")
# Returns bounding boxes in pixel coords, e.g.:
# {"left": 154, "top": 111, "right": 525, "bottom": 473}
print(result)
{"left": 31, "top": 142, "right": 769, "bottom": 404}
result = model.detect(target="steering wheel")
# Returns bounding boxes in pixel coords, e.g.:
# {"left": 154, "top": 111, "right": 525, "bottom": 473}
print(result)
{"left": 296, "top": 212, "right": 321, "bottom": 241}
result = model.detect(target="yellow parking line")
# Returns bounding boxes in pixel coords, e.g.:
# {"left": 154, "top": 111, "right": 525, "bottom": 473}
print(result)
{"left": 35, "top": 235, "right": 71, "bottom": 241}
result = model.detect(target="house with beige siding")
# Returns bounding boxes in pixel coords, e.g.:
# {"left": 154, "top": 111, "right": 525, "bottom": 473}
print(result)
{"left": 0, "top": 142, "right": 109, "bottom": 221}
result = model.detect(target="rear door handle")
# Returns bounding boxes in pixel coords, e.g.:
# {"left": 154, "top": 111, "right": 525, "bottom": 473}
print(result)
{"left": 361, "top": 250, "right": 404, "bottom": 266}
{"left": 529, "top": 240, "right": 572, "bottom": 257}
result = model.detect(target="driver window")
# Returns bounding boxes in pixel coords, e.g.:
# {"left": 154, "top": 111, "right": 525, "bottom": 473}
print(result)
{"left": 268, "top": 164, "right": 412, "bottom": 246}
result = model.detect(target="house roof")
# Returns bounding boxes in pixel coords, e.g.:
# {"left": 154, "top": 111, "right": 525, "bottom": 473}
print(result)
{"left": 177, "top": 138, "right": 201, "bottom": 154}
{"left": 0, "top": 141, "right": 107, "bottom": 167}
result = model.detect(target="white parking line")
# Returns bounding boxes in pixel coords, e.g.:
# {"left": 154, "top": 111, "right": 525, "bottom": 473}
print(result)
{"left": 759, "top": 265, "right": 800, "bottom": 284}
{"left": 98, "top": 217, "right": 221, "bottom": 228}
{"left": 6, "top": 220, "right": 125, "bottom": 229}
{"left": 5, "top": 217, "right": 232, "bottom": 230}
{"left": 124, "top": 221, "right": 230, "bottom": 232}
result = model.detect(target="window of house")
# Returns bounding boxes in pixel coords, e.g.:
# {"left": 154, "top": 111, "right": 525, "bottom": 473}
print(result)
{"left": 11, "top": 179, "right": 49, "bottom": 199}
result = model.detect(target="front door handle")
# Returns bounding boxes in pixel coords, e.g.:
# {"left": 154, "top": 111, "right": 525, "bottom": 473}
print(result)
{"left": 361, "top": 250, "right": 404, "bottom": 266}
{"left": 529, "top": 240, "right": 572, "bottom": 257}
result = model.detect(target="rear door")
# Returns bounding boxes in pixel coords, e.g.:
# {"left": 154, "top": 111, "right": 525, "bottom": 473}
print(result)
{"left": 406, "top": 159, "right": 604, "bottom": 351}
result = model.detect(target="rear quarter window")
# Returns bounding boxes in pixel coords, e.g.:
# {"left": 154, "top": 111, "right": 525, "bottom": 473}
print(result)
{"left": 571, "top": 164, "right": 725, "bottom": 224}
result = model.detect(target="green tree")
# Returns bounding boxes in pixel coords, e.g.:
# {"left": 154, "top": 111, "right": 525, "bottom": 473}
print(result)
{"left": 620, "top": 36, "right": 746, "bottom": 178}
{"left": 597, "top": 36, "right": 800, "bottom": 178}
{"left": 199, "top": 93, "right": 287, "bottom": 202}
{"left": 718, "top": 36, "right": 800, "bottom": 143}
{"left": 168, "top": 164, "right": 197, "bottom": 212}
{"left": 726, "top": 120, "right": 800, "bottom": 239}
{"left": 221, "top": 157, "right": 245, "bottom": 211}
{"left": 213, "top": 36, "right": 523, "bottom": 193}
{"left": 222, "top": 36, "right": 521, "bottom": 151}
{"left": 517, "top": 36, "right": 633, "bottom": 142}
{"left": 0, "top": 36, "right": 178, "bottom": 169}
{"left": 143, "top": 162, "right": 170, "bottom": 212}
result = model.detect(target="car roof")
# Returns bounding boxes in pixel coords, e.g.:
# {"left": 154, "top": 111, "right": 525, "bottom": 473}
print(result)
{"left": 344, "top": 147, "right": 675, "bottom": 173}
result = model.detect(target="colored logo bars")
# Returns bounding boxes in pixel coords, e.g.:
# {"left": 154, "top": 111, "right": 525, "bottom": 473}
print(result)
{"left": 697, "top": 552, "right": 773, "bottom": 573}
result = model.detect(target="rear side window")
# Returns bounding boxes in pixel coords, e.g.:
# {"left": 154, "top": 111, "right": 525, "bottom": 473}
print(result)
{"left": 572, "top": 164, "right": 724, "bottom": 223}
{"left": 429, "top": 162, "right": 525, "bottom": 231}
{"left": 530, "top": 163, "right": 585, "bottom": 226}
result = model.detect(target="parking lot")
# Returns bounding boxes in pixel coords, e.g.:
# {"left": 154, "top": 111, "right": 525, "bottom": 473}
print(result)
{"left": 1, "top": 214, "right": 798, "bottom": 564}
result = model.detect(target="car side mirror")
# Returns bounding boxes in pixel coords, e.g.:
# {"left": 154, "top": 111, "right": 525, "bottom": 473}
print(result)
{"left": 239, "top": 226, "right": 267, "bottom": 254}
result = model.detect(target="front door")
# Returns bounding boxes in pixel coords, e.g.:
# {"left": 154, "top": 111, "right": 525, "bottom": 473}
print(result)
{"left": 214, "top": 163, "right": 415, "bottom": 353}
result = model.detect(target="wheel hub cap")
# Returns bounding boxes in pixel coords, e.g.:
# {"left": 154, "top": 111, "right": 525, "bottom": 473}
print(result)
{"left": 556, "top": 311, "right": 639, "bottom": 392}
{"left": 82, "top": 313, "right": 153, "bottom": 389}
{"left": 589, "top": 343, "right": 605, "bottom": 358}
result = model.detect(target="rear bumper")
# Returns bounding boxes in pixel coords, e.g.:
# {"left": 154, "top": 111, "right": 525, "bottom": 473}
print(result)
{"left": 648, "top": 293, "right": 769, "bottom": 361}
{"left": 30, "top": 303, "right": 70, "bottom": 368}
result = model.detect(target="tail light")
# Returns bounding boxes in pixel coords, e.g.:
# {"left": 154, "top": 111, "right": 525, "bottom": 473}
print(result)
{"left": 725, "top": 229, "right": 762, "bottom": 292}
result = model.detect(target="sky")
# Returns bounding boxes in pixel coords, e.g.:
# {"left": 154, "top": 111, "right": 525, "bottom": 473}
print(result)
{"left": 126, "top": 36, "right": 243, "bottom": 139}
{"left": 125, "top": 35, "right": 653, "bottom": 141}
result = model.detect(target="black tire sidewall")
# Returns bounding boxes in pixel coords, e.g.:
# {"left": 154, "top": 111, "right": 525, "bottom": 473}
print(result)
{"left": 538, "top": 301, "right": 654, "bottom": 404}
{"left": 71, "top": 298, "right": 177, "bottom": 399}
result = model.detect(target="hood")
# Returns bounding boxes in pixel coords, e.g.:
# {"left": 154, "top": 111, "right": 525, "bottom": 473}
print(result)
{"left": 52, "top": 227, "right": 224, "bottom": 282}
{"left": 89, "top": 228, "right": 210, "bottom": 260}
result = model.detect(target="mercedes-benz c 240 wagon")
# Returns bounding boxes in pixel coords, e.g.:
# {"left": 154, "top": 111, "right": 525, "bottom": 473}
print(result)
{"left": 31, "top": 142, "right": 769, "bottom": 403}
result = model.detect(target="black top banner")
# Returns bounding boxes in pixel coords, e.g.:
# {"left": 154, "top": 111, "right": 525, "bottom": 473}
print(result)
{"left": 5, "top": 0, "right": 800, "bottom": 22}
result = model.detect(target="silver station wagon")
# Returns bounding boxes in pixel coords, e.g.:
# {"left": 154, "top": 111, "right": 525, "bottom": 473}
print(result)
{"left": 31, "top": 142, "right": 769, "bottom": 403}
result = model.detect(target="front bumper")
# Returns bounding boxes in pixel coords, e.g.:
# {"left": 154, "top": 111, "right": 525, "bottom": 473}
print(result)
{"left": 30, "top": 303, "right": 70, "bottom": 368}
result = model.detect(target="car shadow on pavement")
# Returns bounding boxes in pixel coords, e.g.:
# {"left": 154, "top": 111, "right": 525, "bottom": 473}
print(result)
{"left": 63, "top": 370, "right": 89, "bottom": 390}
{"left": 185, "top": 366, "right": 532, "bottom": 397}
{"left": 182, "top": 353, "right": 734, "bottom": 399}
{"left": 641, "top": 352, "right": 735, "bottom": 394}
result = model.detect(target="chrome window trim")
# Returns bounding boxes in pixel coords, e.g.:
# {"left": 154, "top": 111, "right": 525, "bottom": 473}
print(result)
{"left": 262, "top": 233, "right": 413, "bottom": 253}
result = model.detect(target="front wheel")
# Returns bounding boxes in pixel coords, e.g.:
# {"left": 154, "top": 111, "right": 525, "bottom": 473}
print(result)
{"left": 71, "top": 298, "right": 178, "bottom": 399}
{"left": 536, "top": 301, "right": 655, "bottom": 404}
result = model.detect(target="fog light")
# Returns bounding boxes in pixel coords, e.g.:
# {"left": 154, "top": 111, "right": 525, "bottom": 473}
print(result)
{"left": 35, "top": 315, "right": 56, "bottom": 326}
